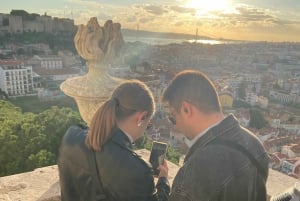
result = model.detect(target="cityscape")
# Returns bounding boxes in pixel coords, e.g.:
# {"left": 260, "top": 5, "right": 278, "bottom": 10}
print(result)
{"left": 0, "top": 1, "right": 300, "bottom": 199}
{"left": 1, "top": 9, "right": 300, "bottom": 178}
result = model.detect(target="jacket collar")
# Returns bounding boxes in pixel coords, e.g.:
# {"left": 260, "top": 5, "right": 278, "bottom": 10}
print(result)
{"left": 184, "top": 114, "right": 240, "bottom": 162}
{"left": 111, "top": 128, "right": 134, "bottom": 151}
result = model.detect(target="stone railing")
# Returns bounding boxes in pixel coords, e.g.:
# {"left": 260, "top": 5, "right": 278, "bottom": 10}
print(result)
{"left": 0, "top": 149, "right": 298, "bottom": 201}
{"left": 0, "top": 149, "right": 179, "bottom": 201}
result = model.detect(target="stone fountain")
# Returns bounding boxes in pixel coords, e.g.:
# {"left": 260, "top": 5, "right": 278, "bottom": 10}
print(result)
{"left": 60, "top": 17, "right": 124, "bottom": 125}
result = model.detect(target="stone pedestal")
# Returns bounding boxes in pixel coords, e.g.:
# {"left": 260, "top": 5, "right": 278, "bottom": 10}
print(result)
{"left": 60, "top": 17, "right": 125, "bottom": 125}
{"left": 60, "top": 68, "right": 122, "bottom": 125}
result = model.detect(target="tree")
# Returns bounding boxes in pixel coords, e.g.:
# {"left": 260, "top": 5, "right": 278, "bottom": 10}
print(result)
{"left": 0, "top": 100, "right": 83, "bottom": 176}
{"left": 16, "top": 48, "right": 26, "bottom": 55}
{"left": 134, "top": 134, "right": 152, "bottom": 150}
{"left": 166, "top": 146, "right": 181, "bottom": 165}
{"left": 232, "top": 100, "right": 251, "bottom": 109}
{"left": 288, "top": 116, "right": 295, "bottom": 123}
{"left": 237, "top": 81, "right": 247, "bottom": 100}
{"left": 0, "top": 89, "right": 8, "bottom": 100}
{"left": 249, "top": 108, "right": 268, "bottom": 129}
{"left": 35, "top": 106, "right": 83, "bottom": 156}
{"left": 125, "top": 54, "right": 140, "bottom": 71}
{"left": 28, "top": 149, "right": 56, "bottom": 169}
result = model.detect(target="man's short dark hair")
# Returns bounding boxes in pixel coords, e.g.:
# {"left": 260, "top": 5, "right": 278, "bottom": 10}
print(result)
{"left": 162, "top": 70, "right": 221, "bottom": 114}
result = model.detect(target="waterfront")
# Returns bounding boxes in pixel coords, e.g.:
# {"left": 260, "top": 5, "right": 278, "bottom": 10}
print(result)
{"left": 124, "top": 36, "right": 245, "bottom": 45}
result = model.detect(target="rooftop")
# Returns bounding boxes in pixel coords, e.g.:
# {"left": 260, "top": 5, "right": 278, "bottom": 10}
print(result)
{"left": 33, "top": 68, "right": 80, "bottom": 76}
{"left": 0, "top": 60, "right": 23, "bottom": 66}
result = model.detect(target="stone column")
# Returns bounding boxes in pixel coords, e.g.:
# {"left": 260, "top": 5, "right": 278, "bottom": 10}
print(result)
{"left": 60, "top": 18, "right": 124, "bottom": 125}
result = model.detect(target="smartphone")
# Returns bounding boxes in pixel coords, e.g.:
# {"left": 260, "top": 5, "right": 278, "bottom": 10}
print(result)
{"left": 149, "top": 141, "right": 168, "bottom": 176}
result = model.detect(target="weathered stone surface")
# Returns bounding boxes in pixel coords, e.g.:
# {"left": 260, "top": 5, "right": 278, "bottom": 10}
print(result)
{"left": 266, "top": 168, "right": 298, "bottom": 197}
{"left": 0, "top": 149, "right": 298, "bottom": 201}
{"left": 0, "top": 166, "right": 59, "bottom": 201}
{"left": 0, "top": 149, "right": 179, "bottom": 201}
{"left": 74, "top": 18, "right": 124, "bottom": 65}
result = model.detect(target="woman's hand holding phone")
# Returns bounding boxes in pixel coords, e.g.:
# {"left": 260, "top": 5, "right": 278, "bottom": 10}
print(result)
{"left": 158, "top": 160, "right": 168, "bottom": 178}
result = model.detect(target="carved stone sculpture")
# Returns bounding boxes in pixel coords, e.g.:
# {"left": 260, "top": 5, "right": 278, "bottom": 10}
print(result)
{"left": 60, "top": 18, "right": 124, "bottom": 125}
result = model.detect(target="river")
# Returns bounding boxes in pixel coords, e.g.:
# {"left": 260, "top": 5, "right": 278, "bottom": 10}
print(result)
{"left": 124, "top": 36, "right": 244, "bottom": 45}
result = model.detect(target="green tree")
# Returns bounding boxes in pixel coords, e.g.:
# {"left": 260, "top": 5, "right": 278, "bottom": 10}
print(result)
{"left": 28, "top": 149, "right": 56, "bottom": 169}
{"left": 134, "top": 134, "right": 152, "bottom": 150}
{"left": 237, "top": 81, "right": 247, "bottom": 100}
{"left": 166, "top": 146, "right": 181, "bottom": 165}
{"left": 35, "top": 106, "right": 83, "bottom": 156}
{"left": 288, "top": 116, "right": 295, "bottom": 122}
{"left": 125, "top": 54, "right": 140, "bottom": 71}
{"left": 0, "top": 100, "right": 82, "bottom": 176}
{"left": 249, "top": 108, "right": 268, "bottom": 129}
{"left": 16, "top": 48, "right": 26, "bottom": 55}
{"left": 232, "top": 100, "right": 251, "bottom": 108}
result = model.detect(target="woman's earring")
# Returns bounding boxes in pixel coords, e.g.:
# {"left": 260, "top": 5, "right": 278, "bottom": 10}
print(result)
{"left": 137, "top": 121, "right": 142, "bottom": 127}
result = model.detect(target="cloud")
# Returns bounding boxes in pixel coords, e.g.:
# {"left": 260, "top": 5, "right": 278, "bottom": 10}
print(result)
{"left": 169, "top": 6, "right": 196, "bottom": 14}
{"left": 126, "top": 16, "right": 137, "bottom": 23}
{"left": 235, "top": 6, "right": 274, "bottom": 22}
{"left": 140, "top": 17, "right": 153, "bottom": 23}
{"left": 42, "top": 0, "right": 300, "bottom": 42}
{"left": 273, "top": 18, "right": 300, "bottom": 26}
{"left": 174, "top": 21, "right": 184, "bottom": 26}
{"left": 206, "top": 4, "right": 299, "bottom": 28}
{"left": 138, "top": 5, "right": 167, "bottom": 15}
{"left": 202, "top": 5, "right": 278, "bottom": 28}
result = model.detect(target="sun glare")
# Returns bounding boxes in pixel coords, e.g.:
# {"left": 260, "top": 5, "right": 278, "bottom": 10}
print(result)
{"left": 185, "top": 0, "right": 232, "bottom": 12}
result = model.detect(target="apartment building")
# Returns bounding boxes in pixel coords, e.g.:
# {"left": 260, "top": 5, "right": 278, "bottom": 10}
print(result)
{"left": 32, "top": 55, "right": 63, "bottom": 69}
{"left": 0, "top": 60, "right": 34, "bottom": 97}
{"left": 270, "top": 90, "right": 298, "bottom": 104}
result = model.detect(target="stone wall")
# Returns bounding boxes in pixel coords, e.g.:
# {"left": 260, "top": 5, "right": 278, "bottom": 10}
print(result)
{"left": 0, "top": 149, "right": 297, "bottom": 201}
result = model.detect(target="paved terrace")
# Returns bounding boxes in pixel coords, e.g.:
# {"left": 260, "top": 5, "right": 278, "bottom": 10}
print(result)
{"left": 0, "top": 149, "right": 297, "bottom": 201}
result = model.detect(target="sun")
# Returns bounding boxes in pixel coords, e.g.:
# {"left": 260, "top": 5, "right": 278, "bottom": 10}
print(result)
{"left": 185, "top": 0, "right": 232, "bottom": 12}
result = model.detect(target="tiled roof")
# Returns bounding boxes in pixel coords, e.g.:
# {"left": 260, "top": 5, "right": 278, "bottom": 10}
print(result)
{"left": 33, "top": 68, "right": 80, "bottom": 75}
{"left": 0, "top": 59, "right": 23, "bottom": 66}
{"left": 273, "top": 152, "right": 288, "bottom": 159}
{"left": 285, "top": 157, "right": 300, "bottom": 165}
{"left": 291, "top": 144, "right": 300, "bottom": 154}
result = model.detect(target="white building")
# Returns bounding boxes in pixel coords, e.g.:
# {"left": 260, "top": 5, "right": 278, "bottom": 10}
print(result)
{"left": 0, "top": 60, "right": 34, "bottom": 97}
{"left": 280, "top": 123, "right": 300, "bottom": 134}
{"left": 269, "top": 90, "right": 297, "bottom": 104}
{"left": 32, "top": 55, "right": 63, "bottom": 70}
{"left": 245, "top": 92, "right": 257, "bottom": 106}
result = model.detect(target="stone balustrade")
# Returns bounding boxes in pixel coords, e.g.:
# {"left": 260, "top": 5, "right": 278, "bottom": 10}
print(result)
{"left": 0, "top": 149, "right": 298, "bottom": 201}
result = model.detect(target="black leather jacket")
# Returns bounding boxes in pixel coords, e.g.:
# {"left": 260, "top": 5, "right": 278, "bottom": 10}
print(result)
{"left": 58, "top": 125, "right": 170, "bottom": 201}
{"left": 169, "top": 114, "right": 269, "bottom": 201}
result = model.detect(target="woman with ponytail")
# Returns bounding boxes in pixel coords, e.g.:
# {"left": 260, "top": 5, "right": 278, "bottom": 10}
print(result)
{"left": 58, "top": 80, "right": 170, "bottom": 201}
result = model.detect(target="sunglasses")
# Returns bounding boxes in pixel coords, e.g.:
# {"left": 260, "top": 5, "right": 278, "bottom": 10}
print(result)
{"left": 167, "top": 114, "right": 176, "bottom": 125}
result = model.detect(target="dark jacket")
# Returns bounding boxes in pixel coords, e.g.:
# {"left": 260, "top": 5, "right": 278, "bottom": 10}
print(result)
{"left": 169, "top": 114, "right": 269, "bottom": 201}
{"left": 58, "top": 125, "right": 170, "bottom": 201}
{"left": 58, "top": 125, "right": 104, "bottom": 201}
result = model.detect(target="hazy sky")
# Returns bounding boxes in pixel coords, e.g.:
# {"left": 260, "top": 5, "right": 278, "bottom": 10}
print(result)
{"left": 1, "top": 0, "right": 300, "bottom": 42}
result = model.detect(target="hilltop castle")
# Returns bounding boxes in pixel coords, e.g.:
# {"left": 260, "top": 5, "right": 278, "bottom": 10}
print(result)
{"left": 0, "top": 10, "right": 76, "bottom": 36}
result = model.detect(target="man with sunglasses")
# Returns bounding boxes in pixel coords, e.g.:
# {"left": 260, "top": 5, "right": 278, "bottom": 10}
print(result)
{"left": 162, "top": 70, "right": 269, "bottom": 201}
